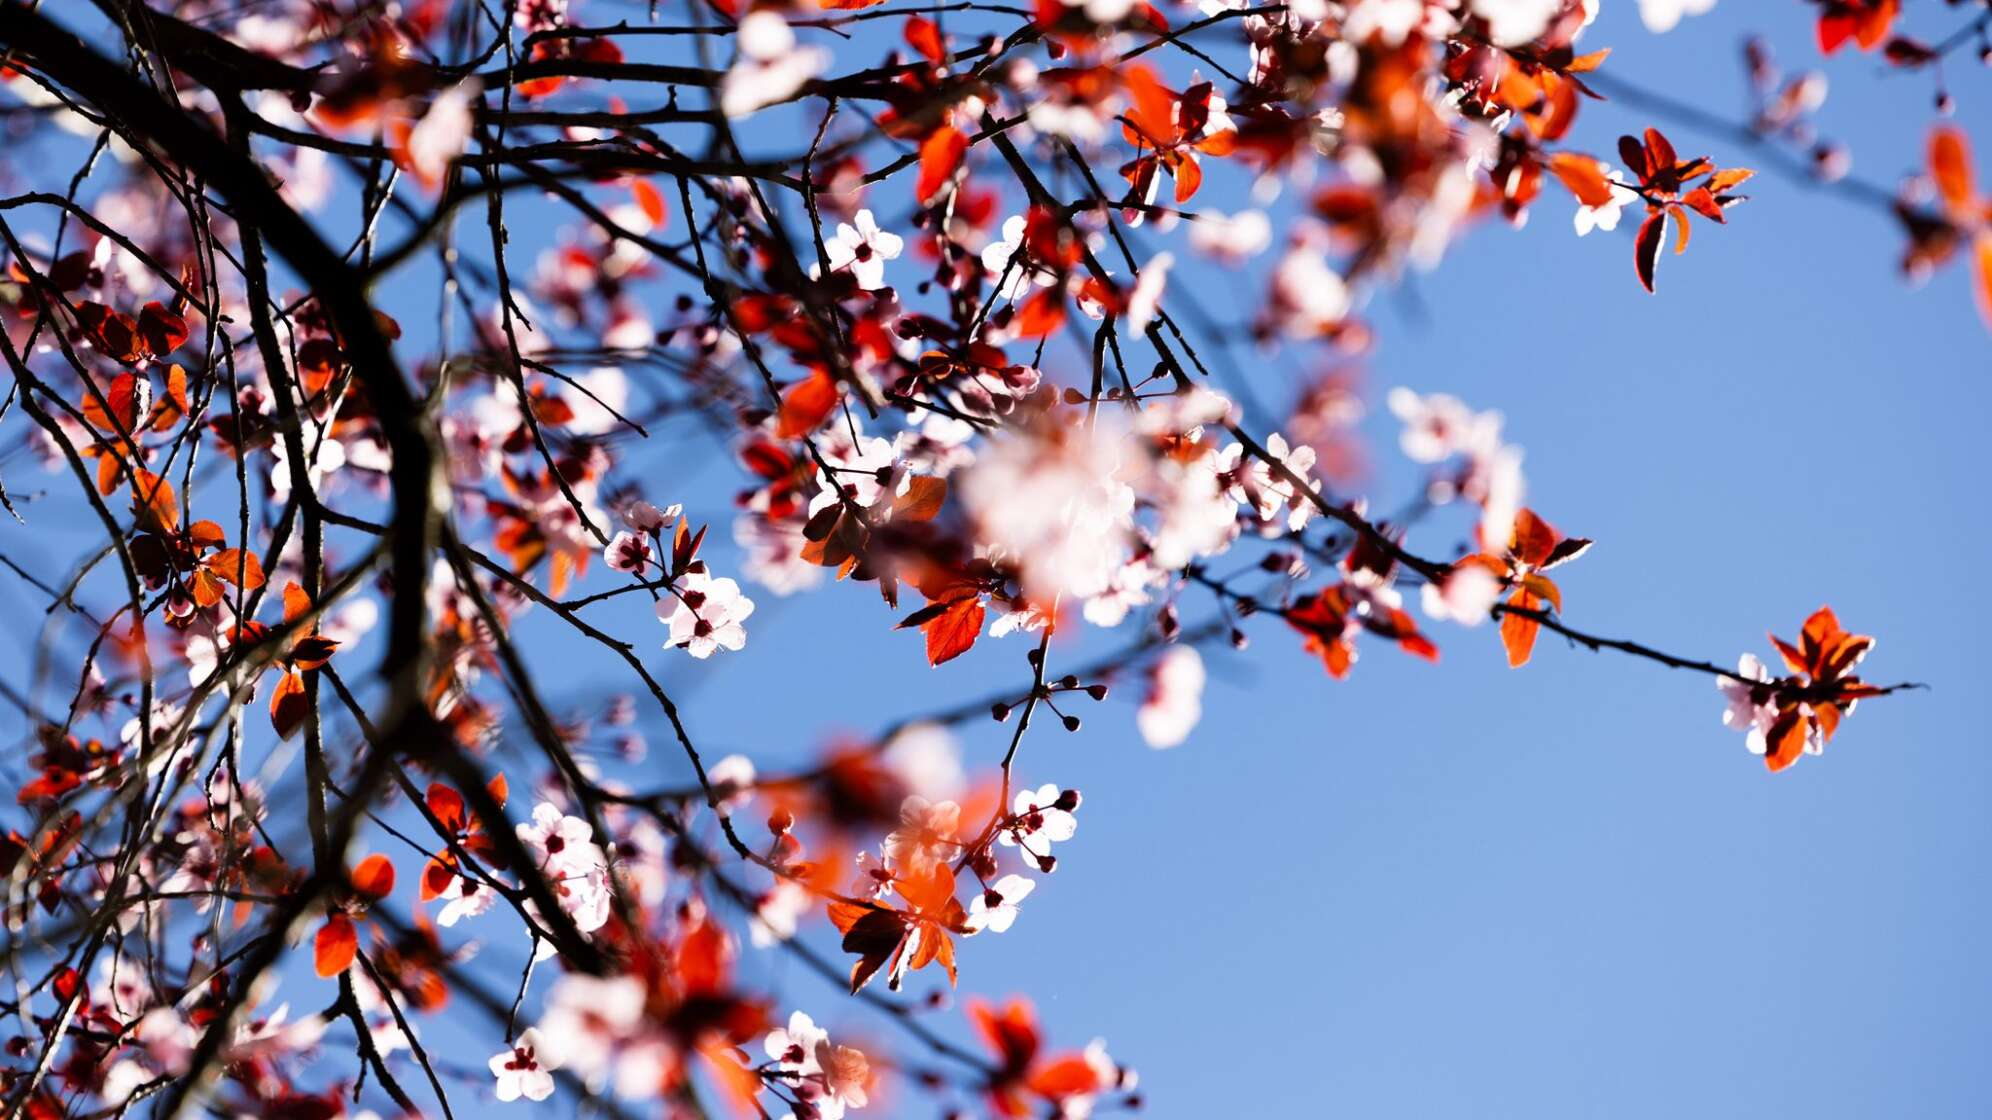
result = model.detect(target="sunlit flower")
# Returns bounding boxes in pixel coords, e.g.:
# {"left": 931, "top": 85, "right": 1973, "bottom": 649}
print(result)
{"left": 966, "top": 873, "right": 1036, "bottom": 933}
{"left": 825, "top": 209, "right": 904, "bottom": 290}
{"left": 658, "top": 572, "right": 755, "bottom": 658}
{"left": 490, "top": 1029, "right": 556, "bottom": 1103}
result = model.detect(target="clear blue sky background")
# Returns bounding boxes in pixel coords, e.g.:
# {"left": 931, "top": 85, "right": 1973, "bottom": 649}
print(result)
{"left": 2, "top": 2, "right": 1988, "bottom": 1117}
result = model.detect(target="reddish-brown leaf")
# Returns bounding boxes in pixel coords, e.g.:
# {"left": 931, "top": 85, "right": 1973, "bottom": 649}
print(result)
{"left": 893, "top": 474, "right": 948, "bottom": 522}
{"left": 1764, "top": 708, "right": 1809, "bottom": 773}
{"left": 128, "top": 469, "right": 178, "bottom": 534}
{"left": 1682, "top": 186, "right": 1726, "bottom": 223}
{"left": 135, "top": 302, "right": 188, "bottom": 357}
{"left": 1633, "top": 209, "right": 1666, "bottom": 293}
{"left": 919, "top": 596, "right": 984, "bottom": 666}
{"left": 270, "top": 670, "right": 309, "bottom": 740}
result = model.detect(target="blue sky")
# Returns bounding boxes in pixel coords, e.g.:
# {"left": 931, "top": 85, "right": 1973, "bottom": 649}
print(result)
{"left": 2, "top": 1, "right": 1988, "bottom": 1116}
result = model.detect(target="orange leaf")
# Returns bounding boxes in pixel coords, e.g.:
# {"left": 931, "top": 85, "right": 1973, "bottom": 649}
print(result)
{"left": 204, "top": 548, "right": 266, "bottom": 591}
{"left": 283, "top": 581, "right": 313, "bottom": 624}
{"left": 351, "top": 853, "right": 395, "bottom": 900}
{"left": 1499, "top": 591, "right": 1541, "bottom": 668}
{"left": 1975, "top": 235, "right": 1992, "bottom": 332}
{"left": 1930, "top": 128, "right": 1974, "bottom": 215}
{"left": 82, "top": 372, "right": 148, "bottom": 436}
{"left": 1567, "top": 47, "right": 1611, "bottom": 72}
{"left": 1705, "top": 168, "right": 1755, "bottom": 194}
{"left": 631, "top": 179, "right": 668, "bottom": 227}
{"left": 1548, "top": 153, "right": 1615, "bottom": 208}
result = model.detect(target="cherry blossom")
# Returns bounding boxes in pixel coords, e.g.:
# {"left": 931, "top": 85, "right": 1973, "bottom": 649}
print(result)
{"left": 1420, "top": 564, "right": 1504, "bottom": 626}
{"left": 960, "top": 420, "right": 1136, "bottom": 606}
{"left": 720, "top": 12, "right": 827, "bottom": 118}
{"left": 402, "top": 82, "right": 479, "bottom": 191}
{"left": 764, "top": 1011, "right": 872, "bottom": 1119}
{"left": 490, "top": 1029, "right": 557, "bottom": 1103}
{"left": 1126, "top": 253, "right": 1174, "bottom": 334}
{"left": 966, "top": 873, "right": 1037, "bottom": 933}
{"left": 1717, "top": 654, "right": 1780, "bottom": 758}
{"left": 534, "top": 973, "right": 648, "bottom": 1089}
{"left": 1188, "top": 209, "right": 1272, "bottom": 265}
{"left": 1472, "top": 0, "right": 1560, "bottom": 48}
{"left": 825, "top": 210, "right": 904, "bottom": 291}
{"left": 604, "top": 531, "right": 652, "bottom": 573}
{"left": 1137, "top": 646, "right": 1207, "bottom": 749}
{"left": 1574, "top": 169, "right": 1632, "bottom": 236}
{"left": 657, "top": 571, "right": 756, "bottom": 658}
{"left": 1639, "top": 0, "right": 1718, "bottom": 34}
{"left": 1000, "top": 784, "right": 1081, "bottom": 870}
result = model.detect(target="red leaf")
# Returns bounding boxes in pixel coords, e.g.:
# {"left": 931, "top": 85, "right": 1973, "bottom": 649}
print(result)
{"left": 1014, "top": 287, "right": 1068, "bottom": 339}
{"left": 426, "top": 783, "right": 467, "bottom": 832}
{"left": 776, "top": 370, "right": 839, "bottom": 439}
{"left": 1642, "top": 128, "right": 1677, "bottom": 175}
{"left": 904, "top": 15, "right": 946, "bottom": 62}
{"left": 314, "top": 913, "right": 358, "bottom": 977}
{"left": 916, "top": 125, "right": 969, "bottom": 204}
